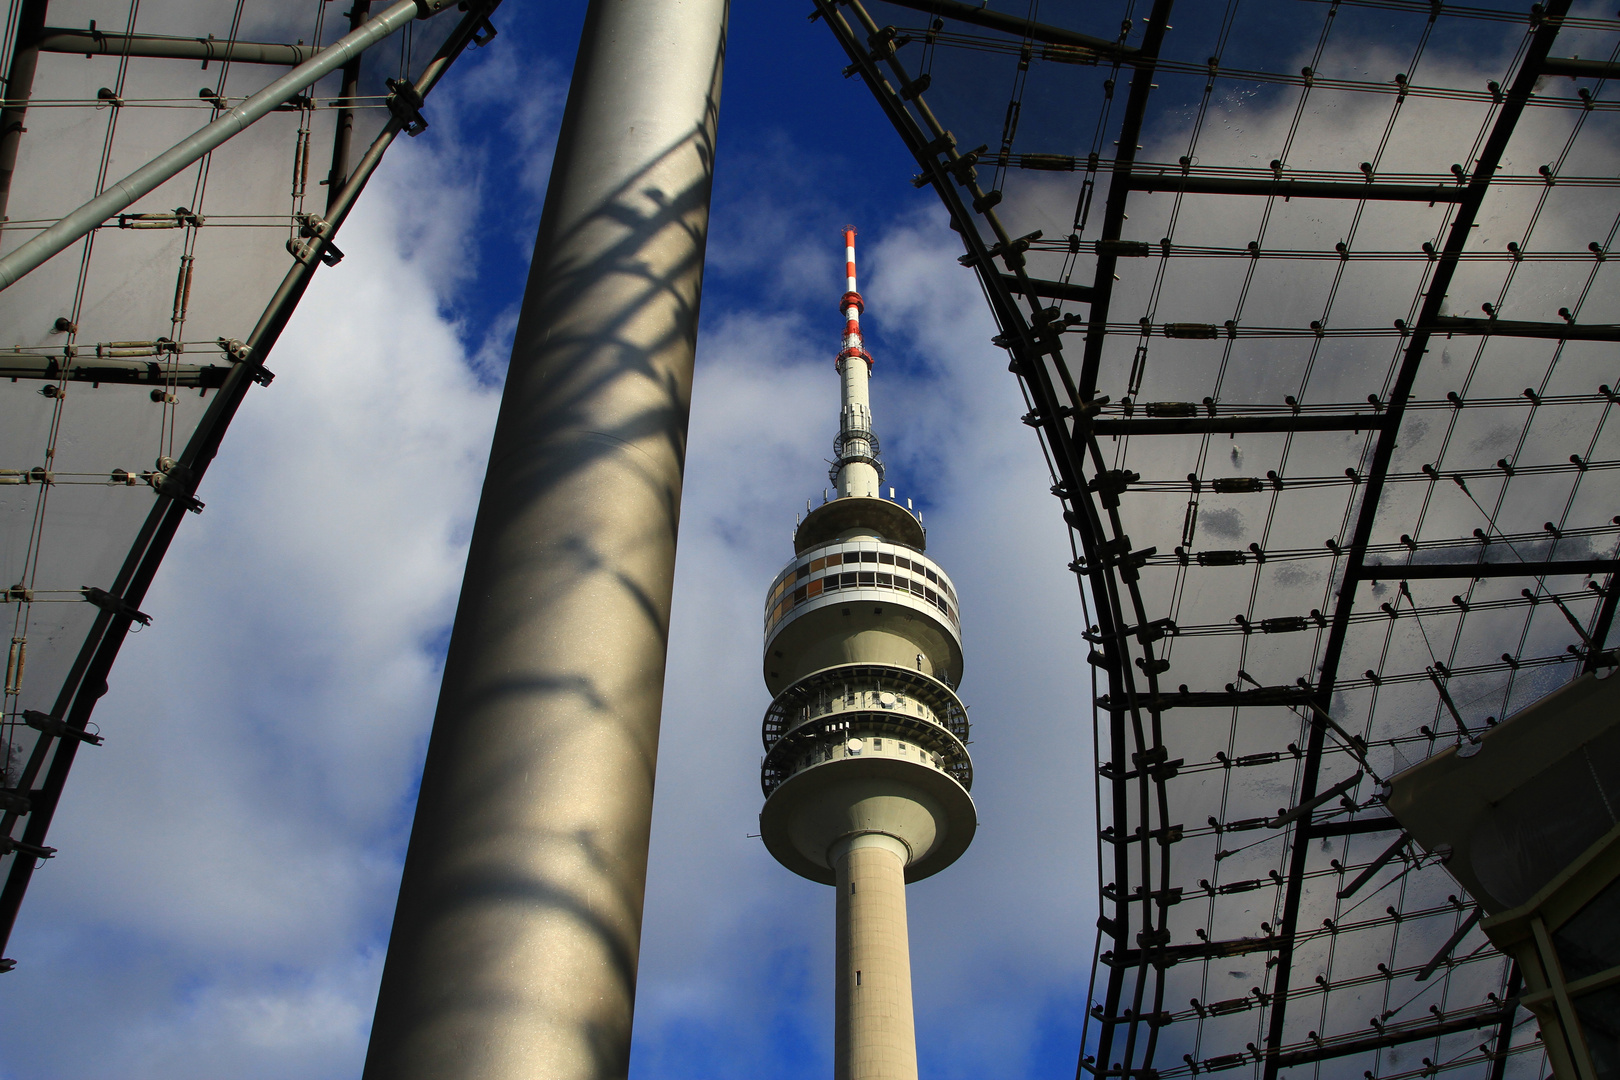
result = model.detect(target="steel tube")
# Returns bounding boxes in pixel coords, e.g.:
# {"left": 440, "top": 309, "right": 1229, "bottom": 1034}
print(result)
{"left": 324, "top": 0, "right": 371, "bottom": 213}
{"left": 362, "top": 0, "right": 728, "bottom": 1077}
{"left": 0, "top": 0, "right": 424, "bottom": 291}
{"left": 883, "top": 0, "right": 1133, "bottom": 60}
{"left": 1356, "top": 559, "right": 1617, "bottom": 580}
{"left": 0, "top": 0, "right": 51, "bottom": 225}
{"left": 1124, "top": 174, "right": 1465, "bottom": 203}
{"left": 37, "top": 27, "right": 315, "bottom": 65}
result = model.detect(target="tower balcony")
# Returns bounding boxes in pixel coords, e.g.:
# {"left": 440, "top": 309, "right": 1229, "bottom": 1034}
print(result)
{"left": 761, "top": 662, "right": 970, "bottom": 749}
{"left": 757, "top": 717, "right": 976, "bottom": 885}
{"left": 760, "top": 708, "right": 972, "bottom": 798}
{"left": 758, "top": 661, "right": 975, "bottom": 886}
{"left": 764, "top": 540, "right": 962, "bottom": 694}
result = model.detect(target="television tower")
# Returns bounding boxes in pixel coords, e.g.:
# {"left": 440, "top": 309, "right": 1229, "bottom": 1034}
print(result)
{"left": 758, "top": 229, "right": 976, "bottom": 1080}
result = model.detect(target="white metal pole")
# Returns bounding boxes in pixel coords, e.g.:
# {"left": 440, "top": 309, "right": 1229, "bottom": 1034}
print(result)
{"left": 362, "top": 1, "right": 728, "bottom": 1078}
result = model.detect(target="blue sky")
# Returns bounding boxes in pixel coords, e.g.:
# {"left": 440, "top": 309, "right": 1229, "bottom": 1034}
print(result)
{"left": 7, "top": 2, "right": 1610, "bottom": 1077}
{"left": 0, "top": 3, "right": 1096, "bottom": 1078}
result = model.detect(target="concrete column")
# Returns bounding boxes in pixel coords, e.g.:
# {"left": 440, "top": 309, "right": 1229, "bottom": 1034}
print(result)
{"left": 362, "top": 1, "right": 727, "bottom": 1079}
{"left": 834, "top": 835, "right": 919, "bottom": 1080}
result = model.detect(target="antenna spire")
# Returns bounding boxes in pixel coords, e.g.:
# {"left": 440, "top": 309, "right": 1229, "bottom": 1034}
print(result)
{"left": 832, "top": 226, "right": 881, "bottom": 497}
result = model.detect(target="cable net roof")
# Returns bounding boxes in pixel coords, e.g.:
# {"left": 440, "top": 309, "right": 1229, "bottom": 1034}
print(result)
{"left": 0, "top": 0, "right": 482, "bottom": 958}
{"left": 816, "top": 1, "right": 1620, "bottom": 1078}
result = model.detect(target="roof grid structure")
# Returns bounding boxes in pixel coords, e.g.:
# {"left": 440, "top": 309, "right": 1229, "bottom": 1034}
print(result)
{"left": 814, "top": 1, "right": 1619, "bottom": 1078}
{"left": 0, "top": 0, "right": 495, "bottom": 961}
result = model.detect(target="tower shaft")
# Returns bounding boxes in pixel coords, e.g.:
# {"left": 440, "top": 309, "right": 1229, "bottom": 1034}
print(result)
{"left": 835, "top": 228, "right": 880, "bottom": 498}
{"left": 759, "top": 227, "right": 975, "bottom": 1080}
{"left": 835, "top": 836, "right": 919, "bottom": 1080}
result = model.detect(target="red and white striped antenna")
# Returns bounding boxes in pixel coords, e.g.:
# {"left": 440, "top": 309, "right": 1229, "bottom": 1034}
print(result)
{"left": 844, "top": 225, "right": 859, "bottom": 293}
{"left": 831, "top": 226, "right": 881, "bottom": 498}
{"left": 837, "top": 226, "right": 871, "bottom": 375}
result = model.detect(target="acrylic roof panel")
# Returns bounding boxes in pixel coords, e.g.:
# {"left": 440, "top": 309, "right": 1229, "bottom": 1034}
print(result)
{"left": 815, "top": 1, "right": 1619, "bottom": 1078}
{"left": 0, "top": 0, "right": 491, "bottom": 959}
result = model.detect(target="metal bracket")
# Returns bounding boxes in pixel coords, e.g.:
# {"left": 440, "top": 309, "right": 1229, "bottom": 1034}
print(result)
{"left": 146, "top": 456, "right": 204, "bottom": 513}
{"left": 80, "top": 586, "right": 151, "bottom": 626}
{"left": 0, "top": 835, "right": 54, "bottom": 860}
{"left": 217, "top": 337, "right": 274, "bottom": 386}
{"left": 22, "top": 710, "right": 102, "bottom": 746}
{"left": 287, "top": 214, "right": 345, "bottom": 267}
{"left": 386, "top": 77, "right": 428, "bottom": 135}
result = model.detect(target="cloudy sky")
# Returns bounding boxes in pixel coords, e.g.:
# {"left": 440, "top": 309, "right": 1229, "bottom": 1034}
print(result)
{"left": 0, "top": 4, "right": 1095, "bottom": 1078}
{"left": 9, "top": 0, "right": 1610, "bottom": 1075}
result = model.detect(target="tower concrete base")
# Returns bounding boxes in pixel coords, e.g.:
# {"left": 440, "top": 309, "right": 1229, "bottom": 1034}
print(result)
{"left": 835, "top": 835, "right": 918, "bottom": 1080}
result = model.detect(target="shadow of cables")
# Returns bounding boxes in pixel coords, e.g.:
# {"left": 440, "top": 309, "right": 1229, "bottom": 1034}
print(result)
{"left": 364, "top": 3, "right": 730, "bottom": 1080}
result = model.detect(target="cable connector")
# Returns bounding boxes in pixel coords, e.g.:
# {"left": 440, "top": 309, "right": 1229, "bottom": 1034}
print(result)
{"left": 23, "top": 709, "right": 102, "bottom": 745}
{"left": 217, "top": 337, "right": 272, "bottom": 386}
{"left": 386, "top": 78, "right": 428, "bottom": 135}
{"left": 81, "top": 586, "right": 151, "bottom": 626}
{"left": 0, "top": 834, "right": 55, "bottom": 860}
{"left": 287, "top": 215, "right": 345, "bottom": 267}
{"left": 147, "top": 456, "right": 204, "bottom": 513}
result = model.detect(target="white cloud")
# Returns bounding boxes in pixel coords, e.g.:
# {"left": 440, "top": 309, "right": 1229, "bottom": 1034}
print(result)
{"left": 632, "top": 197, "right": 1096, "bottom": 1079}
{"left": 14, "top": 10, "right": 1611, "bottom": 1080}
{"left": 0, "top": 75, "right": 503, "bottom": 1078}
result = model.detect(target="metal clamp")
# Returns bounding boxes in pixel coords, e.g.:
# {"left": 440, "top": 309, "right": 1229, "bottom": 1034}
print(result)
{"left": 0, "top": 835, "right": 55, "bottom": 860}
{"left": 23, "top": 709, "right": 102, "bottom": 746}
{"left": 217, "top": 337, "right": 274, "bottom": 386}
{"left": 81, "top": 586, "right": 152, "bottom": 626}
{"left": 146, "top": 456, "right": 204, "bottom": 513}
{"left": 386, "top": 78, "right": 428, "bottom": 135}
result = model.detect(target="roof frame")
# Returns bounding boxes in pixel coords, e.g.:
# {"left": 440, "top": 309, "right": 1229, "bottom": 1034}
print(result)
{"left": 813, "top": 1, "right": 1619, "bottom": 1077}
{"left": 1271, "top": 4, "right": 1588, "bottom": 1076}
{"left": 0, "top": 0, "right": 505, "bottom": 955}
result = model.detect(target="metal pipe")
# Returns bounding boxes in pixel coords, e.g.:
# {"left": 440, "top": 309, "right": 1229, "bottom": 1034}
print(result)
{"left": 1543, "top": 56, "right": 1620, "bottom": 79}
{"left": 37, "top": 27, "right": 315, "bottom": 65}
{"left": 1357, "top": 559, "right": 1617, "bottom": 580}
{"left": 881, "top": 0, "right": 1134, "bottom": 61}
{"left": 325, "top": 0, "right": 371, "bottom": 213}
{"left": 0, "top": 354, "right": 228, "bottom": 387}
{"left": 1123, "top": 175, "right": 1466, "bottom": 203}
{"left": 0, "top": 0, "right": 51, "bottom": 225}
{"left": 361, "top": 1, "right": 727, "bottom": 1077}
{"left": 0, "top": 0, "right": 437, "bottom": 291}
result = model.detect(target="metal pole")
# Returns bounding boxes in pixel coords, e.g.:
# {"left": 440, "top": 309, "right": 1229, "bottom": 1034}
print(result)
{"left": 0, "top": 0, "right": 50, "bottom": 225}
{"left": 0, "top": 0, "right": 450, "bottom": 291}
{"left": 362, "top": 0, "right": 727, "bottom": 1078}
{"left": 36, "top": 28, "right": 315, "bottom": 65}
{"left": 325, "top": 0, "right": 371, "bottom": 214}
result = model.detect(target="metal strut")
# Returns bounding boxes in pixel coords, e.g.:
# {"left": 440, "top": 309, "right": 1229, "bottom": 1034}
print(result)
{"left": 0, "top": 0, "right": 461, "bottom": 291}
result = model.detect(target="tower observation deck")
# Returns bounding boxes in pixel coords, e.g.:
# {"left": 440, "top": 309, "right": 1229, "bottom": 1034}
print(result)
{"left": 758, "top": 229, "right": 976, "bottom": 1080}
